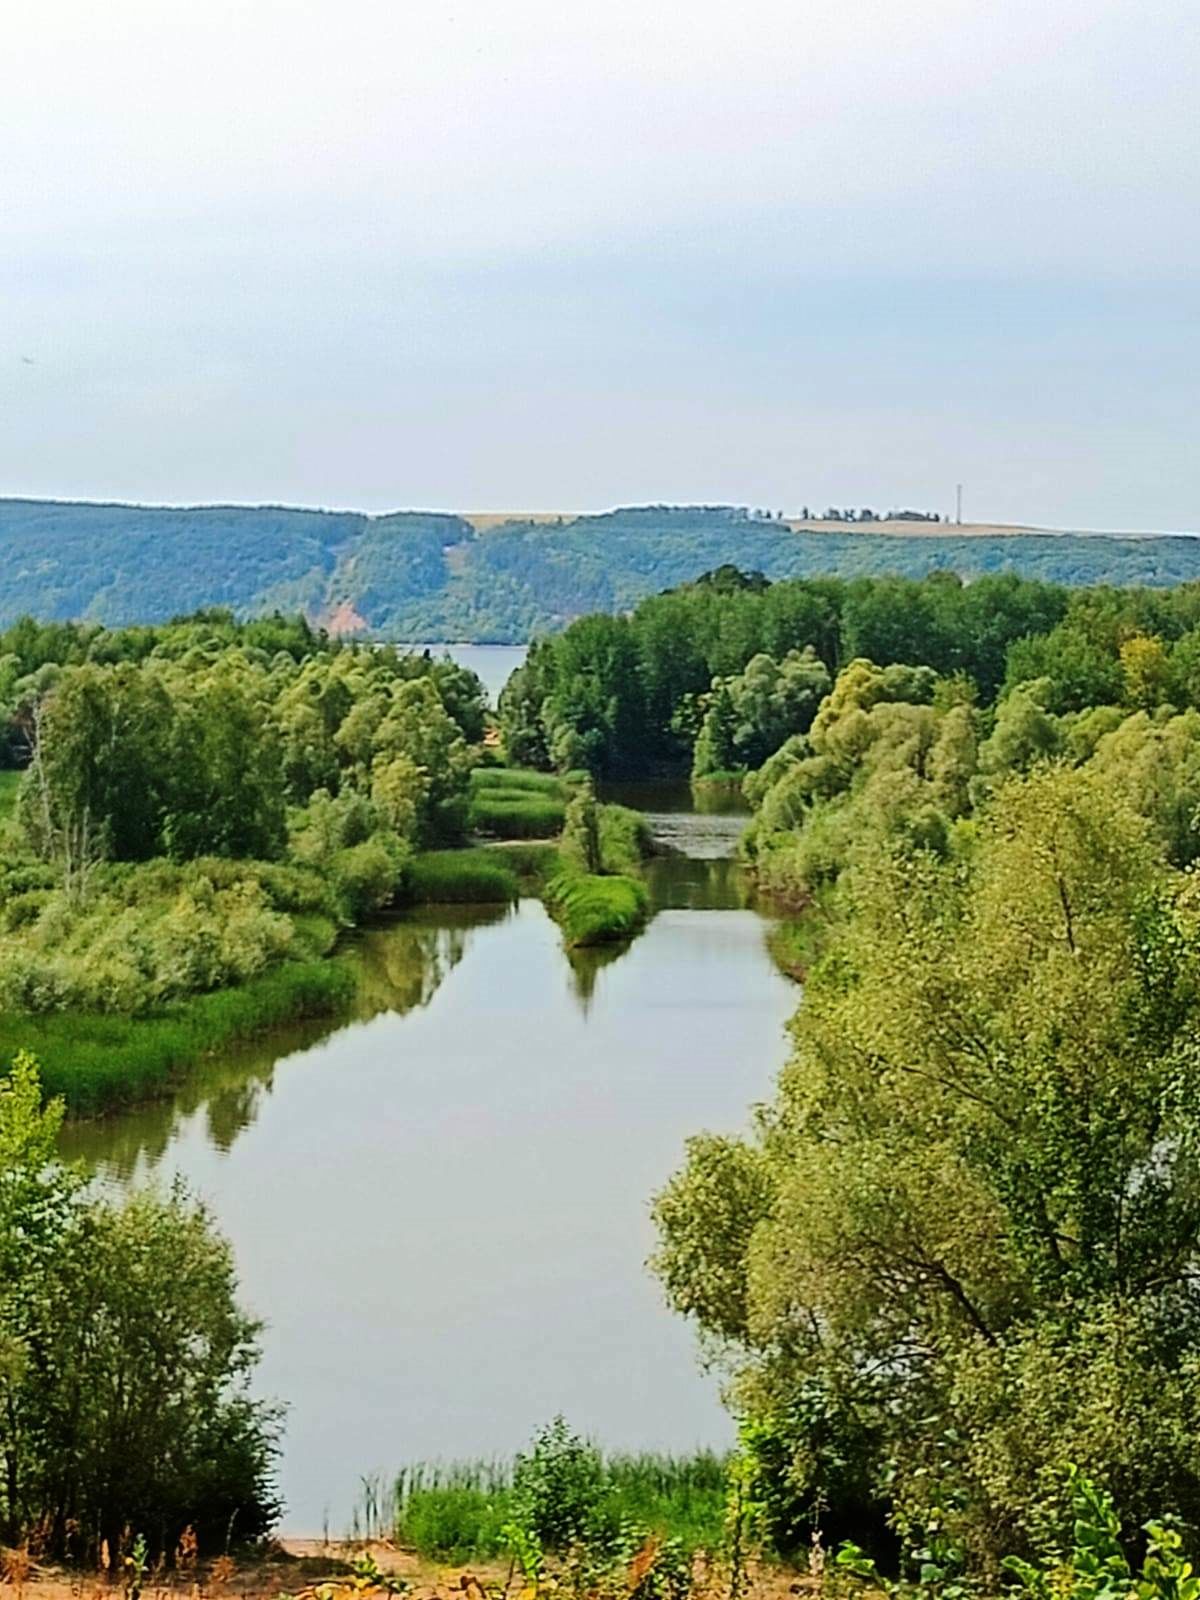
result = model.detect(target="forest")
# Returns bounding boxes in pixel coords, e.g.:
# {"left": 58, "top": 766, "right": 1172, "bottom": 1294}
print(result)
{"left": 495, "top": 563, "right": 1200, "bottom": 1578}
{"left": 6, "top": 498, "right": 1200, "bottom": 640}
{"left": 5, "top": 568, "right": 1200, "bottom": 1595}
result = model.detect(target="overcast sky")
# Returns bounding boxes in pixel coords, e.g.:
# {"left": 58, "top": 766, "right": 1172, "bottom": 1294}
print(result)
{"left": 2, "top": 0, "right": 1197, "bottom": 527}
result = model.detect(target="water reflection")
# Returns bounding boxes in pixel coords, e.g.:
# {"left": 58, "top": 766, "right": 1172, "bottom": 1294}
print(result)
{"left": 60, "top": 906, "right": 512, "bottom": 1177}
{"left": 59, "top": 874, "right": 796, "bottom": 1534}
{"left": 600, "top": 780, "right": 750, "bottom": 862}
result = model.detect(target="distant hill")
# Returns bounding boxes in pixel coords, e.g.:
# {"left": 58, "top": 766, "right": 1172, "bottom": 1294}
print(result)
{"left": 2, "top": 499, "right": 1198, "bottom": 641}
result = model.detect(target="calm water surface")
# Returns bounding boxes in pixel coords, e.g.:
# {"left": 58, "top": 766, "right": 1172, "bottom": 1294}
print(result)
{"left": 61, "top": 798, "right": 795, "bottom": 1534}
{"left": 407, "top": 643, "right": 528, "bottom": 704}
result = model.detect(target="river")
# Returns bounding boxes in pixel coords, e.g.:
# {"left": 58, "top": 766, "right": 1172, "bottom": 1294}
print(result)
{"left": 60, "top": 793, "right": 796, "bottom": 1535}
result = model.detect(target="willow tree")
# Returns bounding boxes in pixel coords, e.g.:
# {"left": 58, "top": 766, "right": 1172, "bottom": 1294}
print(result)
{"left": 653, "top": 766, "right": 1200, "bottom": 1567}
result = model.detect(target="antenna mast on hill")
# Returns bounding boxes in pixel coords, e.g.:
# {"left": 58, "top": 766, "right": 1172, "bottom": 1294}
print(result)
{"left": 956, "top": 483, "right": 963, "bottom": 525}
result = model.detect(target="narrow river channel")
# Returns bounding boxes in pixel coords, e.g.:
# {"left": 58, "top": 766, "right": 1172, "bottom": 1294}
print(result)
{"left": 60, "top": 791, "right": 796, "bottom": 1535}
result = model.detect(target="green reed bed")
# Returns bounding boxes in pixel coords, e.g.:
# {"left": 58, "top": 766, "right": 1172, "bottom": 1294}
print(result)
{"left": 542, "top": 870, "right": 648, "bottom": 947}
{"left": 468, "top": 793, "right": 566, "bottom": 838}
{"left": 0, "top": 957, "right": 355, "bottom": 1114}
{"left": 597, "top": 803, "right": 653, "bottom": 873}
{"left": 403, "top": 848, "right": 520, "bottom": 905}
{"left": 470, "top": 767, "right": 566, "bottom": 795}
{"left": 468, "top": 768, "right": 568, "bottom": 838}
{"left": 373, "top": 1450, "right": 729, "bottom": 1562}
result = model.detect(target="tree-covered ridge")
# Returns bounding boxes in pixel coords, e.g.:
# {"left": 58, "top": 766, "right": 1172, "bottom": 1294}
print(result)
{"left": 6, "top": 498, "right": 1200, "bottom": 639}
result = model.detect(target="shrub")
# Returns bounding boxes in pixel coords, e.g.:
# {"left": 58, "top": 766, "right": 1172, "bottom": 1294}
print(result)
{"left": 512, "top": 1416, "right": 608, "bottom": 1552}
{"left": 329, "top": 832, "right": 407, "bottom": 920}
{"left": 0, "top": 1057, "right": 281, "bottom": 1556}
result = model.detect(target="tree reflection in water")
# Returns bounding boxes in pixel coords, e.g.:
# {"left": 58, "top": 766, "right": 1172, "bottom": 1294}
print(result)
{"left": 58, "top": 905, "right": 512, "bottom": 1179}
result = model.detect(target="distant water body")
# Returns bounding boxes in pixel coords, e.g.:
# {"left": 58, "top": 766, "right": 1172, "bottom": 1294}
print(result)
{"left": 407, "top": 643, "right": 528, "bottom": 705}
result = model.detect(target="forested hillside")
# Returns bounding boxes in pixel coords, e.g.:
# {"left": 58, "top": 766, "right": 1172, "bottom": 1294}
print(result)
{"left": 4, "top": 499, "right": 1200, "bottom": 639}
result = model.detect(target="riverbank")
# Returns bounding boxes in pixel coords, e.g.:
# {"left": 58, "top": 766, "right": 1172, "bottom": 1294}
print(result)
{"left": 3, "top": 958, "right": 355, "bottom": 1115}
{"left": 62, "top": 819, "right": 797, "bottom": 1531}
{"left": 10, "top": 775, "right": 654, "bottom": 1117}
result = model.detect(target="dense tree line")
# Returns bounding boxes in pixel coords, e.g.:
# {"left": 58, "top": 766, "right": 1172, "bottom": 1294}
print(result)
{"left": 501, "top": 566, "right": 1200, "bottom": 778}
{"left": 0, "top": 613, "right": 487, "bottom": 1017}
{"left": 640, "top": 571, "right": 1200, "bottom": 1576}
{"left": 6, "top": 499, "right": 1200, "bottom": 642}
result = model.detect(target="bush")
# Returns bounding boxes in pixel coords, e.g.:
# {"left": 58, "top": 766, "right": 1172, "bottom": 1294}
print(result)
{"left": 543, "top": 870, "right": 648, "bottom": 946}
{"left": 512, "top": 1416, "right": 608, "bottom": 1552}
{"left": 403, "top": 849, "right": 520, "bottom": 905}
{"left": 329, "top": 831, "right": 407, "bottom": 920}
{"left": 0, "top": 1057, "right": 281, "bottom": 1557}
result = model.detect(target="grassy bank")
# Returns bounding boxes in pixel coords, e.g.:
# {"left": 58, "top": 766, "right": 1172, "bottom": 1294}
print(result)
{"left": 468, "top": 767, "right": 567, "bottom": 839}
{"left": 2, "top": 958, "right": 355, "bottom": 1114}
{"left": 368, "top": 1450, "right": 728, "bottom": 1562}
{"left": 543, "top": 870, "right": 649, "bottom": 946}
{"left": 403, "top": 849, "right": 522, "bottom": 904}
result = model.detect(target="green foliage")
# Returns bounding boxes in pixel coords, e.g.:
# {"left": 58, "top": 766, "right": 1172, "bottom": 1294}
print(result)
{"left": 0, "top": 959, "right": 353, "bottom": 1113}
{"left": 655, "top": 765, "right": 1200, "bottom": 1569}
{"left": 512, "top": 1417, "right": 608, "bottom": 1552}
{"left": 0, "top": 1057, "right": 279, "bottom": 1555}
{"left": 382, "top": 1435, "right": 728, "bottom": 1563}
{"left": 403, "top": 849, "right": 520, "bottom": 905}
{"left": 9, "top": 500, "right": 1200, "bottom": 643}
{"left": 543, "top": 871, "right": 648, "bottom": 946}
{"left": 1003, "top": 1471, "right": 1200, "bottom": 1600}
{"left": 692, "top": 648, "right": 831, "bottom": 778}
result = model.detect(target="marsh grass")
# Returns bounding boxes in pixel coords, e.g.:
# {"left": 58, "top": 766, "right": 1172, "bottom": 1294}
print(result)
{"left": 404, "top": 849, "right": 520, "bottom": 904}
{"left": 0, "top": 958, "right": 355, "bottom": 1113}
{"left": 468, "top": 769, "right": 568, "bottom": 838}
{"left": 468, "top": 794, "right": 566, "bottom": 838}
{"left": 470, "top": 768, "right": 565, "bottom": 795}
{"left": 365, "top": 1451, "right": 729, "bottom": 1561}
{"left": 543, "top": 871, "right": 648, "bottom": 946}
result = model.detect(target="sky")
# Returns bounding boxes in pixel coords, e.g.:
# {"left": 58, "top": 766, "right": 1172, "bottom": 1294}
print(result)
{"left": 2, "top": 0, "right": 1197, "bottom": 528}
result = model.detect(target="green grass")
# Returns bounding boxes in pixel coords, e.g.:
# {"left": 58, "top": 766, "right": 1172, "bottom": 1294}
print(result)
{"left": 0, "top": 770, "right": 21, "bottom": 822}
{"left": 367, "top": 1450, "right": 730, "bottom": 1562}
{"left": 404, "top": 848, "right": 520, "bottom": 904}
{"left": 597, "top": 803, "right": 652, "bottom": 873}
{"left": 470, "top": 767, "right": 565, "bottom": 795}
{"left": 468, "top": 768, "right": 568, "bottom": 839}
{"left": 543, "top": 870, "right": 649, "bottom": 946}
{"left": 468, "top": 793, "right": 566, "bottom": 838}
{"left": 0, "top": 958, "right": 355, "bottom": 1115}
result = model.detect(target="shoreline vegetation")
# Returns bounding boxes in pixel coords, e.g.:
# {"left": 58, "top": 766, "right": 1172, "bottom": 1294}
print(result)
{"left": 0, "top": 607, "right": 659, "bottom": 1115}
{"left": 9, "top": 564, "right": 1200, "bottom": 1584}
